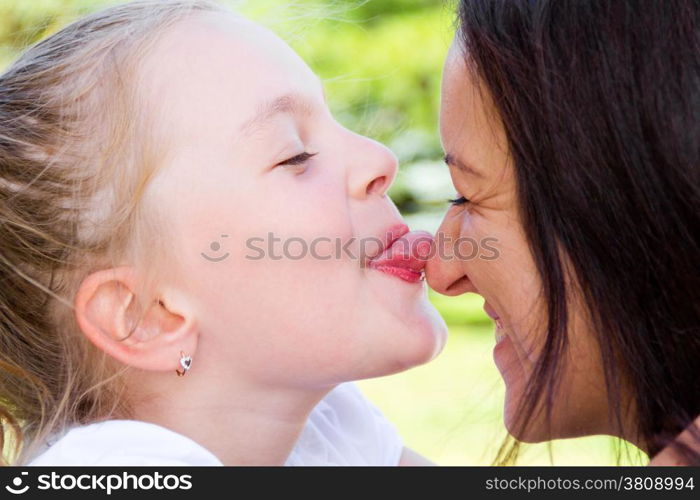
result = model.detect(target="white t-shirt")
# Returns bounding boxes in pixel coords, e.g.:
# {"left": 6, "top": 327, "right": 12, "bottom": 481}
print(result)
{"left": 25, "top": 382, "right": 403, "bottom": 466}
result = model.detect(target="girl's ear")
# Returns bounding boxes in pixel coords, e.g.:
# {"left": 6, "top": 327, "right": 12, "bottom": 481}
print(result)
{"left": 74, "top": 266, "right": 198, "bottom": 373}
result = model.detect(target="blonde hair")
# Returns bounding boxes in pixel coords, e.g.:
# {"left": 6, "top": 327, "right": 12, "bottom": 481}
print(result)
{"left": 0, "top": 0, "right": 228, "bottom": 465}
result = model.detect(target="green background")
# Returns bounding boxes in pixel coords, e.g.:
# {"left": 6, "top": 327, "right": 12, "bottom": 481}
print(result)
{"left": 0, "top": 0, "right": 644, "bottom": 465}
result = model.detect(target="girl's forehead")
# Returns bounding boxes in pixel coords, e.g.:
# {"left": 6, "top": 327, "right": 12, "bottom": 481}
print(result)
{"left": 146, "top": 11, "right": 304, "bottom": 76}
{"left": 140, "top": 12, "right": 318, "bottom": 133}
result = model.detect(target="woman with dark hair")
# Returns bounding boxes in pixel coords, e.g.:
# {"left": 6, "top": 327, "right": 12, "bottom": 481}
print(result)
{"left": 426, "top": 0, "right": 699, "bottom": 465}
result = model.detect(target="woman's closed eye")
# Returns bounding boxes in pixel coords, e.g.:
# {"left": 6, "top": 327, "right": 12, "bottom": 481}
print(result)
{"left": 447, "top": 195, "right": 470, "bottom": 206}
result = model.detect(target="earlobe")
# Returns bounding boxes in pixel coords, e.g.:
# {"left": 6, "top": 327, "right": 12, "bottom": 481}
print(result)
{"left": 74, "top": 266, "right": 198, "bottom": 373}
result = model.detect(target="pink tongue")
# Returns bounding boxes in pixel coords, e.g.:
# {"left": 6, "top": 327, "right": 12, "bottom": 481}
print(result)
{"left": 373, "top": 230, "right": 433, "bottom": 269}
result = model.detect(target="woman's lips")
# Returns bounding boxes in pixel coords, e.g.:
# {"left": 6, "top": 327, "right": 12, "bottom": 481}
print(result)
{"left": 367, "top": 228, "right": 433, "bottom": 284}
{"left": 484, "top": 301, "right": 506, "bottom": 343}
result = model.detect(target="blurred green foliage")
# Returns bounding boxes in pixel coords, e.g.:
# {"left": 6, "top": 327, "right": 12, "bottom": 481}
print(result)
{"left": 0, "top": 0, "right": 108, "bottom": 64}
{"left": 293, "top": 6, "right": 447, "bottom": 154}
{"left": 332, "top": 0, "right": 445, "bottom": 21}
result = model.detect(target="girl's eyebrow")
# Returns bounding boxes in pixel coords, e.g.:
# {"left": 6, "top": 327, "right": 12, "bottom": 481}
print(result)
{"left": 240, "top": 92, "right": 314, "bottom": 137}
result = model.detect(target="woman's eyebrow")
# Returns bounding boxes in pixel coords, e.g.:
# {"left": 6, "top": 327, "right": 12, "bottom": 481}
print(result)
{"left": 240, "top": 93, "right": 314, "bottom": 136}
{"left": 443, "top": 153, "right": 484, "bottom": 178}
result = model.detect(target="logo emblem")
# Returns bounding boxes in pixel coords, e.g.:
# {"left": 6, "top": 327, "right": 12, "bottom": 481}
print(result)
{"left": 201, "top": 234, "right": 230, "bottom": 262}
{"left": 6, "top": 471, "right": 29, "bottom": 495}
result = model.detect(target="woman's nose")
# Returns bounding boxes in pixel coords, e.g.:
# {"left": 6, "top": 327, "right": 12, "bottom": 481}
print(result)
{"left": 426, "top": 214, "right": 477, "bottom": 296}
{"left": 347, "top": 133, "right": 398, "bottom": 199}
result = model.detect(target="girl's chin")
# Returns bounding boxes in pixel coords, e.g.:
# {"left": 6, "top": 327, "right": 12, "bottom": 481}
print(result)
{"left": 386, "top": 311, "right": 448, "bottom": 374}
{"left": 417, "top": 305, "right": 449, "bottom": 362}
{"left": 366, "top": 270, "right": 447, "bottom": 343}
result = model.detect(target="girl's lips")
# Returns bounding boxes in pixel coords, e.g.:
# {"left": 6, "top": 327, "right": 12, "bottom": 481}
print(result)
{"left": 367, "top": 230, "right": 433, "bottom": 284}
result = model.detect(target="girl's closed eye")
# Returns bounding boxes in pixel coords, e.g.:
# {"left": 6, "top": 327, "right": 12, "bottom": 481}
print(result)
{"left": 277, "top": 151, "right": 318, "bottom": 168}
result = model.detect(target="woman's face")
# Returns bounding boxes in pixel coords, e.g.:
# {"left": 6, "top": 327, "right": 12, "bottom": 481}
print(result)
{"left": 426, "top": 39, "right": 611, "bottom": 441}
{"left": 140, "top": 12, "right": 447, "bottom": 389}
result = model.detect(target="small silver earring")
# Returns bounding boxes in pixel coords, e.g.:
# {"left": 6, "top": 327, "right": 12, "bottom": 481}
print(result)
{"left": 176, "top": 350, "right": 192, "bottom": 376}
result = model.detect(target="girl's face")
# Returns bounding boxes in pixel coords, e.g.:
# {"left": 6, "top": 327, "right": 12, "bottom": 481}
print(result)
{"left": 426, "top": 40, "right": 611, "bottom": 441}
{"left": 141, "top": 13, "right": 447, "bottom": 388}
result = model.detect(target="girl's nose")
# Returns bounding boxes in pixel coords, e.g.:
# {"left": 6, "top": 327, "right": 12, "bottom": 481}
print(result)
{"left": 346, "top": 133, "right": 398, "bottom": 199}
